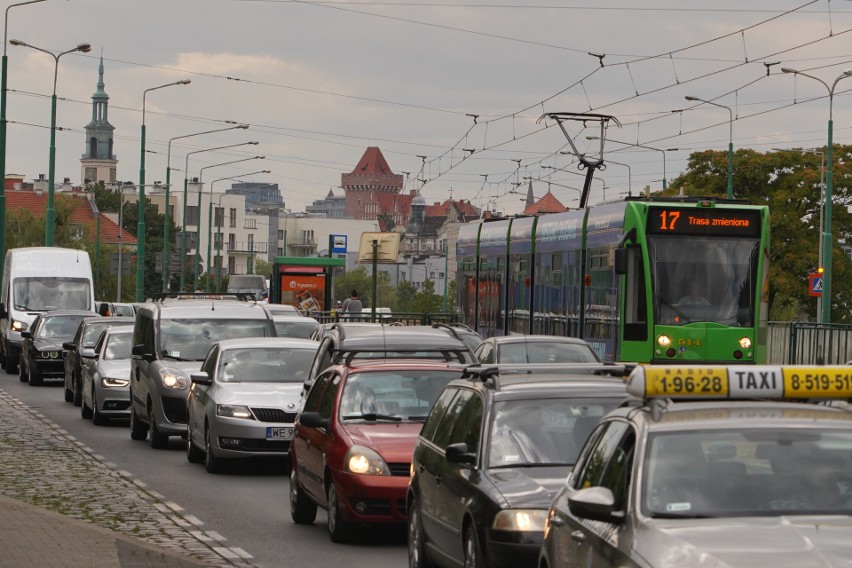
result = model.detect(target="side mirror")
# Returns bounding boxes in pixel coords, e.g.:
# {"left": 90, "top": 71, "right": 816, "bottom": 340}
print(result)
{"left": 190, "top": 371, "right": 212, "bottom": 386}
{"left": 21, "top": 331, "right": 32, "bottom": 339}
{"left": 298, "top": 411, "right": 329, "bottom": 429}
{"left": 79, "top": 347, "right": 97, "bottom": 359}
{"left": 131, "top": 343, "right": 155, "bottom": 362}
{"left": 63, "top": 342, "right": 77, "bottom": 351}
{"left": 567, "top": 486, "right": 624, "bottom": 524}
{"left": 445, "top": 442, "right": 476, "bottom": 465}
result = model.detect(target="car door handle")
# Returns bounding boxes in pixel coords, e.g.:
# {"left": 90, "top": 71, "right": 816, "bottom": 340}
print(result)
{"left": 549, "top": 516, "right": 565, "bottom": 527}
{"left": 418, "top": 464, "right": 425, "bottom": 473}
{"left": 570, "top": 530, "right": 586, "bottom": 543}
{"left": 435, "top": 474, "right": 441, "bottom": 485}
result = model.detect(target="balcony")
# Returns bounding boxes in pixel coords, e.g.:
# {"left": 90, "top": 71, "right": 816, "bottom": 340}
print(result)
{"left": 227, "top": 241, "right": 268, "bottom": 254}
{"left": 289, "top": 238, "right": 317, "bottom": 250}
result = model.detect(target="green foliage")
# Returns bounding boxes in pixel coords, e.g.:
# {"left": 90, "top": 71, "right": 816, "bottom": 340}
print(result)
{"left": 254, "top": 258, "right": 272, "bottom": 278}
{"left": 410, "top": 279, "right": 443, "bottom": 314}
{"left": 668, "top": 146, "right": 852, "bottom": 322}
{"left": 395, "top": 280, "right": 417, "bottom": 312}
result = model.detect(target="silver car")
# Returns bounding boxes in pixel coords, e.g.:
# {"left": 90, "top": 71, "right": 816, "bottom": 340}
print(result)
{"left": 539, "top": 365, "right": 852, "bottom": 568}
{"left": 80, "top": 327, "right": 133, "bottom": 425}
{"left": 186, "top": 337, "right": 318, "bottom": 473}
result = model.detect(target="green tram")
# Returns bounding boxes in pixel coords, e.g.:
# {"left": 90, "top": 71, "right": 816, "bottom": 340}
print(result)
{"left": 456, "top": 196, "right": 770, "bottom": 364}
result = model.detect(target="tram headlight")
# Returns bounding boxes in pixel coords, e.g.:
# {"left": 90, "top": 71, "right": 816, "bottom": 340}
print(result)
{"left": 739, "top": 337, "right": 752, "bottom": 349}
{"left": 657, "top": 335, "right": 672, "bottom": 348}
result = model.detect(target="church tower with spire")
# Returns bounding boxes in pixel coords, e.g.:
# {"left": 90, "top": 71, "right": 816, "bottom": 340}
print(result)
{"left": 80, "top": 56, "right": 117, "bottom": 186}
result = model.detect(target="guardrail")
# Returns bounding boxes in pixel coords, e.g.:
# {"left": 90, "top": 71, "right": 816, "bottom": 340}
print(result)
{"left": 309, "top": 311, "right": 462, "bottom": 326}
{"left": 767, "top": 321, "right": 852, "bottom": 365}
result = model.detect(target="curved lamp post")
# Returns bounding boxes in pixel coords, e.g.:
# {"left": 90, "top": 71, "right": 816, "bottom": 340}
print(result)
{"left": 207, "top": 169, "right": 270, "bottom": 291}
{"left": 780, "top": 67, "right": 852, "bottom": 324}
{"left": 136, "top": 79, "right": 190, "bottom": 301}
{"left": 177, "top": 130, "right": 250, "bottom": 290}
{"left": 0, "top": 1, "right": 46, "bottom": 275}
{"left": 196, "top": 153, "right": 262, "bottom": 287}
{"left": 684, "top": 95, "right": 734, "bottom": 199}
{"left": 586, "top": 135, "right": 677, "bottom": 190}
{"left": 162, "top": 122, "right": 248, "bottom": 292}
{"left": 10, "top": 38, "right": 90, "bottom": 246}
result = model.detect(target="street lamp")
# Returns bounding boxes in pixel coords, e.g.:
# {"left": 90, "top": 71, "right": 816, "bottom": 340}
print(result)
{"left": 137, "top": 79, "right": 190, "bottom": 301}
{"left": 772, "top": 147, "right": 825, "bottom": 322}
{"left": 207, "top": 170, "right": 271, "bottom": 292}
{"left": 1, "top": 1, "right": 46, "bottom": 276}
{"left": 586, "top": 136, "right": 677, "bottom": 190}
{"left": 780, "top": 67, "right": 852, "bottom": 323}
{"left": 180, "top": 140, "right": 256, "bottom": 290}
{"left": 10, "top": 38, "right": 91, "bottom": 246}
{"left": 197, "top": 153, "right": 262, "bottom": 286}
{"left": 684, "top": 95, "right": 734, "bottom": 199}
{"left": 162, "top": 123, "right": 248, "bottom": 292}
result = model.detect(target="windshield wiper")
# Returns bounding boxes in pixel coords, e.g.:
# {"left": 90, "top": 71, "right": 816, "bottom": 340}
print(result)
{"left": 656, "top": 294, "right": 689, "bottom": 322}
{"left": 406, "top": 415, "right": 429, "bottom": 421}
{"left": 490, "top": 462, "right": 573, "bottom": 469}
{"left": 159, "top": 351, "right": 191, "bottom": 361}
{"left": 651, "top": 512, "right": 717, "bottom": 519}
{"left": 341, "top": 413, "right": 402, "bottom": 422}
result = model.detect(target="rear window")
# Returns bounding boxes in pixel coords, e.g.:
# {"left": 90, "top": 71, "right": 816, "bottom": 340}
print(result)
{"left": 159, "top": 318, "right": 272, "bottom": 361}
{"left": 338, "top": 369, "right": 462, "bottom": 421}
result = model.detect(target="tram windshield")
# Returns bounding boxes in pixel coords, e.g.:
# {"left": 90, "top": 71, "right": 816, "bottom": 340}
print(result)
{"left": 648, "top": 236, "right": 759, "bottom": 326}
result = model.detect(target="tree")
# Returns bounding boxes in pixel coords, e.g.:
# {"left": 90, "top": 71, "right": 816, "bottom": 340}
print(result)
{"left": 668, "top": 146, "right": 852, "bottom": 322}
{"left": 395, "top": 280, "right": 417, "bottom": 312}
{"left": 411, "top": 280, "right": 443, "bottom": 314}
{"left": 335, "top": 265, "right": 396, "bottom": 308}
{"left": 254, "top": 258, "right": 272, "bottom": 278}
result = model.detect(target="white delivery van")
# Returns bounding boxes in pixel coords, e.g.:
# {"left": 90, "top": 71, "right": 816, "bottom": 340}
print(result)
{"left": 0, "top": 247, "right": 96, "bottom": 373}
{"left": 226, "top": 274, "right": 267, "bottom": 301}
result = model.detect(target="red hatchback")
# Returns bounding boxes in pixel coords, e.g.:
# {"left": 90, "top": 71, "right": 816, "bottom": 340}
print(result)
{"left": 290, "top": 360, "right": 467, "bottom": 543}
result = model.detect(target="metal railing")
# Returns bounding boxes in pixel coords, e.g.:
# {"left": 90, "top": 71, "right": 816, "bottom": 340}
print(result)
{"left": 767, "top": 321, "right": 852, "bottom": 364}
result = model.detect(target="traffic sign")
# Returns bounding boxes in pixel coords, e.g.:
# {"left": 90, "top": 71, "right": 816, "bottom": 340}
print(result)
{"left": 809, "top": 273, "right": 823, "bottom": 297}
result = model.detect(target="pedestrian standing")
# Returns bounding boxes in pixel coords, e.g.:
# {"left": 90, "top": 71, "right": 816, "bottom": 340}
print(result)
{"left": 342, "top": 290, "right": 363, "bottom": 317}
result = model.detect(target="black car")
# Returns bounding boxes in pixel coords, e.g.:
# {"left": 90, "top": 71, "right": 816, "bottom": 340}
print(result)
{"left": 20, "top": 310, "right": 97, "bottom": 386}
{"left": 406, "top": 368, "right": 629, "bottom": 568}
{"left": 63, "top": 316, "right": 134, "bottom": 405}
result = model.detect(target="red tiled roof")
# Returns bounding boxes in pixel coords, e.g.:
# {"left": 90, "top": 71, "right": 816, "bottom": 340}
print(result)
{"left": 350, "top": 147, "right": 394, "bottom": 175}
{"left": 522, "top": 191, "right": 567, "bottom": 215}
{"left": 425, "top": 199, "right": 480, "bottom": 218}
{"left": 6, "top": 191, "right": 136, "bottom": 245}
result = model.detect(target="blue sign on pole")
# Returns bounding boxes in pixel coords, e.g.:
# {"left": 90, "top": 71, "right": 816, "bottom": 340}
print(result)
{"left": 331, "top": 234, "right": 348, "bottom": 255}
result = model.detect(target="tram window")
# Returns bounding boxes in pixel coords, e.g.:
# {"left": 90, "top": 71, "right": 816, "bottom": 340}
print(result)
{"left": 623, "top": 245, "right": 647, "bottom": 341}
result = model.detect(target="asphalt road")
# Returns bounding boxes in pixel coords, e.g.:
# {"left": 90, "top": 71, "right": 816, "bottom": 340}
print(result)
{"left": 1, "top": 372, "right": 407, "bottom": 568}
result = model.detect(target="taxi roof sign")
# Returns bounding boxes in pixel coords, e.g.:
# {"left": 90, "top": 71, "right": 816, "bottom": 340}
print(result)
{"left": 627, "top": 365, "right": 852, "bottom": 400}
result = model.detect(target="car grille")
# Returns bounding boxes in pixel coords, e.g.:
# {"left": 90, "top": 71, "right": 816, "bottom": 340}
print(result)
{"left": 219, "top": 438, "right": 291, "bottom": 452}
{"left": 250, "top": 408, "right": 298, "bottom": 423}
{"left": 161, "top": 396, "right": 187, "bottom": 424}
{"left": 388, "top": 463, "right": 410, "bottom": 477}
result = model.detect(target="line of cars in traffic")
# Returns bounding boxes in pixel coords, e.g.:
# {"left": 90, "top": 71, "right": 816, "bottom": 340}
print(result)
{"left": 6, "top": 285, "right": 852, "bottom": 567}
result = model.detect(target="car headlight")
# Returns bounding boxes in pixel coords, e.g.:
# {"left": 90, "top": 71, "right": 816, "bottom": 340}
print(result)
{"left": 102, "top": 377, "right": 130, "bottom": 388}
{"left": 344, "top": 445, "right": 390, "bottom": 475}
{"left": 739, "top": 336, "right": 752, "bottom": 349}
{"left": 492, "top": 509, "right": 548, "bottom": 532}
{"left": 657, "top": 334, "right": 672, "bottom": 348}
{"left": 38, "top": 350, "right": 61, "bottom": 359}
{"left": 217, "top": 405, "right": 254, "bottom": 419}
{"left": 159, "top": 367, "right": 189, "bottom": 390}
{"left": 10, "top": 319, "right": 28, "bottom": 332}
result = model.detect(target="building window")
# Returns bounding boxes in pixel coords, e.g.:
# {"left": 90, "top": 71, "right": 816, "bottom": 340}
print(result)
{"left": 187, "top": 206, "right": 199, "bottom": 226}
{"left": 214, "top": 232, "right": 222, "bottom": 250}
{"left": 277, "top": 230, "right": 284, "bottom": 240}
{"left": 277, "top": 247, "right": 283, "bottom": 256}
{"left": 229, "top": 208, "right": 237, "bottom": 228}
{"left": 228, "top": 255, "right": 236, "bottom": 274}
{"left": 214, "top": 207, "right": 224, "bottom": 228}
{"left": 244, "top": 218, "right": 257, "bottom": 230}
{"left": 228, "top": 233, "right": 236, "bottom": 251}
{"left": 85, "top": 167, "right": 97, "bottom": 184}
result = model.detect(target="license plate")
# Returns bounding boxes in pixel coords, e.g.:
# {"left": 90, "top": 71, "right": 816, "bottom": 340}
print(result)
{"left": 266, "top": 427, "right": 294, "bottom": 440}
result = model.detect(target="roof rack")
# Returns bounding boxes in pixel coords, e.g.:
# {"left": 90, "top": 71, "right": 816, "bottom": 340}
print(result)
{"left": 430, "top": 322, "right": 464, "bottom": 341}
{"left": 341, "top": 349, "right": 464, "bottom": 366}
{"left": 462, "top": 365, "right": 500, "bottom": 388}
{"left": 492, "top": 362, "right": 632, "bottom": 378}
{"left": 148, "top": 292, "right": 257, "bottom": 302}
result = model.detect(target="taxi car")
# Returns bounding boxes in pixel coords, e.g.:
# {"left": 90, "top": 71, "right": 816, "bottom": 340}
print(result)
{"left": 539, "top": 365, "right": 852, "bottom": 568}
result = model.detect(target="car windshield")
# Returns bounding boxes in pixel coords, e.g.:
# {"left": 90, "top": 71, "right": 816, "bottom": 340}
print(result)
{"left": 498, "top": 341, "right": 600, "bottom": 364}
{"left": 83, "top": 323, "right": 111, "bottom": 346}
{"left": 338, "top": 370, "right": 461, "bottom": 421}
{"left": 36, "top": 315, "right": 89, "bottom": 340}
{"left": 104, "top": 333, "right": 132, "bottom": 360}
{"left": 111, "top": 304, "right": 136, "bottom": 317}
{"left": 13, "top": 277, "right": 91, "bottom": 311}
{"left": 274, "top": 320, "right": 320, "bottom": 339}
{"left": 643, "top": 429, "right": 852, "bottom": 518}
{"left": 217, "top": 347, "right": 314, "bottom": 383}
{"left": 159, "top": 318, "right": 272, "bottom": 361}
{"left": 488, "top": 398, "right": 618, "bottom": 468}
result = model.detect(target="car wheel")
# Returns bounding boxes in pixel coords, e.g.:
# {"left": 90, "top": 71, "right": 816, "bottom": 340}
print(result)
{"left": 289, "top": 466, "right": 317, "bottom": 524}
{"left": 204, "top": 424, "right": 224, "bottom": 473}
{"left": 28, "top": 364, "right": 42, "bottom": 386}
{"left": 18, "top": 357, "right": 28, "bottom": 382}
{"left": 73, "top": 374, "right": 82, "bottom": 407}
{"left": 148, "top": 406, "right": 169, "bottom": 449}
{"left": 92, "top": 387, "right": 108, "bottom": 426}
{"left": 186, "top": 419, "right": 204, "bottom": 464}
{"left": 463, "top": 526, "right": 483, "bottom": 568}
{"left": 5, "top": 342, "right": 17, "bottom": 374}
{"left": 326, "top": 481, "right": 354, "bottom": 543}
{"left": 408, "top": 498, "right": 435, "bottom": 568}
{"left": 81, "top": 390, "right": 93, "bottom": 419}
{"left": 129, "top": 406, "right": 148, "bottom": 441}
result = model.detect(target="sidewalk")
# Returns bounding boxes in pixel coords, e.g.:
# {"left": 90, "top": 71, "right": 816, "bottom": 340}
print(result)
{"left": 0, "top": 389, "right": 255, "bottom": 568}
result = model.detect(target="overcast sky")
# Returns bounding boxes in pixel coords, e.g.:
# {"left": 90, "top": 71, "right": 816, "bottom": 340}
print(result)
{"left": 4, "top": 0, "right": 852, "bottom": 215}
